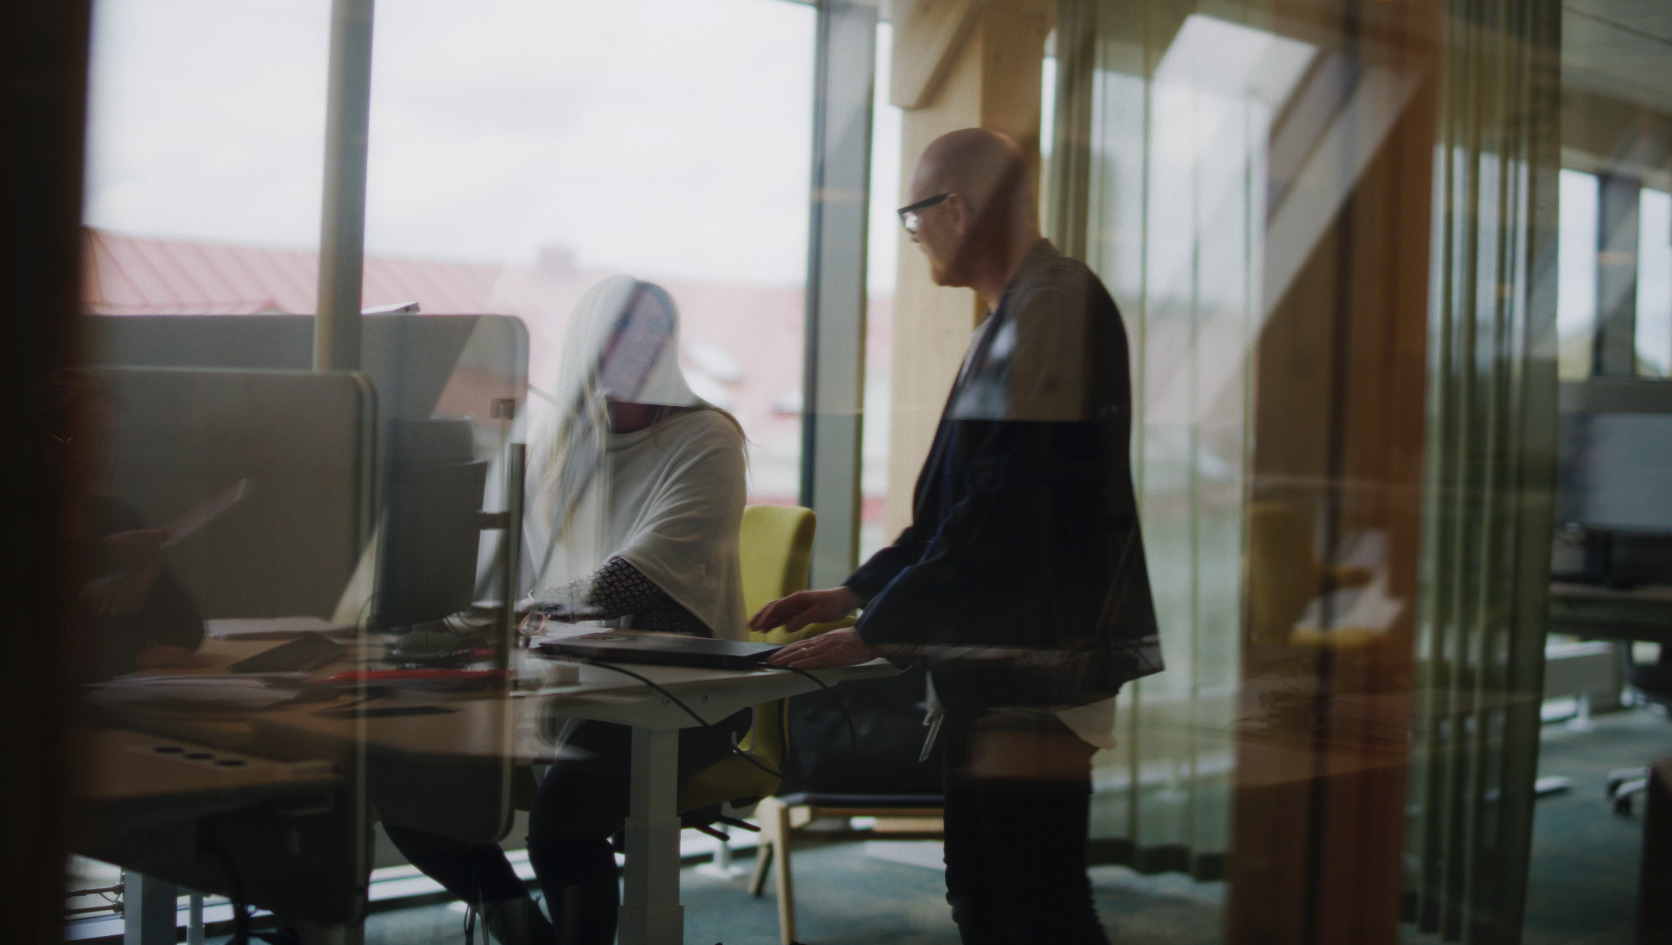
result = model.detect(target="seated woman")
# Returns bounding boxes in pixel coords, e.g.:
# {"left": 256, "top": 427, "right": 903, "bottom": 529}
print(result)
{"left": 30, "top": 368, "right": 207, "bottom": 681}
{"left": 382, "top": 277, "right": 749, "bottom": 945}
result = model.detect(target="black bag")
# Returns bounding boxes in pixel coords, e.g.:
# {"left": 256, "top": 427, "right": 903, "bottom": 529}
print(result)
{"left": 780, "top": 663, "right": 944, "bottom": 794}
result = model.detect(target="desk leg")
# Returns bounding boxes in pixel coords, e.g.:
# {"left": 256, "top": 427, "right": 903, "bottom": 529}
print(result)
{"left": 620, "top": 727, "right": 683, "bottom": 945}
{"left": 123, "top": 873, "right": 177, "bottom": 945}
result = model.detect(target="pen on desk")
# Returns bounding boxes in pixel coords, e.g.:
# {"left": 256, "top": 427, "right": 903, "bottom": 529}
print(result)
{"left": 325, "top": 693, "right": 381, "bottom": 712}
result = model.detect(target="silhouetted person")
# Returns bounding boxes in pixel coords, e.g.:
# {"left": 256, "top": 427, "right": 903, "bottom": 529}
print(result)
{"left": 30, "top": 368, "right": 206, "bottom": 681}
{"left": 753, "top": 128, "right": 1163, "bottom": 945}
{"left": 382, "top": 277, "right": 749, "bottom": 945}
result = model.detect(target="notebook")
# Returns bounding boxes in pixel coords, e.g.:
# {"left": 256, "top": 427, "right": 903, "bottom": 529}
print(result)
{"left": 535, "top": 631, "right": 781, "bottom": 670}
{"left": 228, "top": 632, "right": 348, "bottom": 673}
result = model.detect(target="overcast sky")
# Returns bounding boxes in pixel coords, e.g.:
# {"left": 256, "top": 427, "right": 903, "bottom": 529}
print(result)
{"left": 84, "top": 0, "right": 903, "bottom": 289}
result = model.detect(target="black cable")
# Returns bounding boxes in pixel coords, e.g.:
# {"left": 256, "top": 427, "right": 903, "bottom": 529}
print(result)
{"left": 464, "top": 856, "right": 481, "bottom": 945}
{"left": 353, "top": 591, "right": 377, "bottom": 633}
{"left": 569, "top": 658, "right": 715, "bottom": 726}
{"left": 567, "top": 657, "right": 865, "bottom": 788}
{"left": 569, "top": 657, "right": 797, "bottom": 782}
{"left": 777, "top": 664, "right": 861, "bottom": 779}
{"left": 203, "top": 822, "right": 251, "bottom": 945}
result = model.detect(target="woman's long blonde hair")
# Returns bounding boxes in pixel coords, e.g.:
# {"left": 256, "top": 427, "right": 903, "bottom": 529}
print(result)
{"left": 536, "top": 277, "right": 741, "bottom": 541}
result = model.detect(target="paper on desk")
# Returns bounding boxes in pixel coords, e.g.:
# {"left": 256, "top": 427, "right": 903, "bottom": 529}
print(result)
{"left": 161, "top": 478, "right": 251, "bottom": 549}
{"left": 1293, "top": 572, "right": 1405, "bottom": 632}
{"left": 88, "top": 673, "right": 306, "bottom": 707}
{"left": 205, "top": 617, "right": 353, "bottom": 640}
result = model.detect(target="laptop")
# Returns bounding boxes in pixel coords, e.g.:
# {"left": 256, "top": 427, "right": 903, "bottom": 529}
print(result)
{"left": 535, "top": 631, "right": 782, "bottom": 670}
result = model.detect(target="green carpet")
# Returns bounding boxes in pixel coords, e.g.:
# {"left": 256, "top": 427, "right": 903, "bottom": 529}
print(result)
{"left": 1521, "top": 709, "right": 1671, "bottom": 945}
{"left": 208, "top": 711, "right": 1659, "bottom": 945}
{"left": 342, "top": 841, "right": 1224, "bottom": 945}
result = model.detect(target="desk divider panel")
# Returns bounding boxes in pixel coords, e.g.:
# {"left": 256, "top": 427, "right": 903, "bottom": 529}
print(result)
{"left": 91, "top": 314, "right": 531, "bottom": 599}
{"left": 89, "top": 314, "right": 527, "bottom": 424}
{"left": 103, "top": 368, "right": 375, "bottom": 620}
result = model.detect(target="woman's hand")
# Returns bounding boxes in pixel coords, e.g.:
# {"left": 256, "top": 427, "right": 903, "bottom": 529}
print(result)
{"left": 766, "top": 627, "right": 876, "bottom": 669}
{"left": 748, "top": 586, "right": 860, "bottom": 635}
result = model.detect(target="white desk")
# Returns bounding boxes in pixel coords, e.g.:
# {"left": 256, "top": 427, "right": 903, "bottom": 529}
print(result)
{"left": 533, "top": 658, "right": 896, "bottom": 945}
{"left": 89, "top": 638, "right": 895, "bottom": 945}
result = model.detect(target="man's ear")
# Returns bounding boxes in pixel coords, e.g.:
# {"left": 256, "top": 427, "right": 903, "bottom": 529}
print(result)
{"left": 945, "top": 192, "right": 971, "bottom": 233}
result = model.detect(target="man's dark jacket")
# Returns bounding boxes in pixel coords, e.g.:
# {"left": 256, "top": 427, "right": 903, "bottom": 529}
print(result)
{"left": 845, "top": 240, "right": 1162, "bottom": 711}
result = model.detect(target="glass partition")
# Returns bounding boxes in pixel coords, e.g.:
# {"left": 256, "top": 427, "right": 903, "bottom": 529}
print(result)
{"left": 39, "top": 1, "right": 1672, "bottom": 944}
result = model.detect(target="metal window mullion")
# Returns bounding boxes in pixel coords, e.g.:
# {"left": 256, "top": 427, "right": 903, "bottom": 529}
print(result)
{"left": 800, "top": 0, "right": 877, "bottom": 589}
{"left": 316, "top": 0, "right": 375, "bottom": 372}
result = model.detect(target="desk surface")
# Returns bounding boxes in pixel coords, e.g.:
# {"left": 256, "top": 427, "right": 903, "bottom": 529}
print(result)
{"left": 76, "top": 727, "right": 338, "bottom": 804}
{"left": 74, "top": 726, "right": 342, "bottom": 841}
{"left": 1549, "top": 582, "right": 1672, "bottom": 643}
{"left": 97, "top": 634, "right": 895, "bottom": 766}
{"left": 84, "top": 631, "right": 898, "bottom": 944}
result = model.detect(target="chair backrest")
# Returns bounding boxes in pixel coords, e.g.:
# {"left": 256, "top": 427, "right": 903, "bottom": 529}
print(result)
{"left": 740, "top": 504, "right": 816, "bottom": 636}
{"left": 676, "top": 506, "right": 814, "bottom": 813}
{"left": 736, "top": 505, "right": 815, "bottom": 770}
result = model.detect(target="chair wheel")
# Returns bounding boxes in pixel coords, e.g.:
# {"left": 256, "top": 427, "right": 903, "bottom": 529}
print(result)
{"left": 1608, "top": 767, "right": 1647, "bottom": 797}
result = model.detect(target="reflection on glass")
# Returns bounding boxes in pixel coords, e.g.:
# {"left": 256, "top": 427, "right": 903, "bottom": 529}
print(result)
{"left": 31, "top": 369, "right": 208, "bottom": 682}
{"left": 385, "top": 277, "right": 750, "bottom": 945}
{"left": 47, "top": 1, "right": 1672, "bottom": 944}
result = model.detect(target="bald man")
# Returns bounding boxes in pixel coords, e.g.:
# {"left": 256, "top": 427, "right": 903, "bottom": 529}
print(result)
{"left": 753, "top": 128, "right": 1162, "bottom": 945}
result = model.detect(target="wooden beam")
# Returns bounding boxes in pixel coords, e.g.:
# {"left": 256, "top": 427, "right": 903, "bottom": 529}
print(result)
{"left": 890, "top": 0, "right": 981, "bottom": 110}
{"left": 883, "top": 0, "right": 1053, "bottom": 535}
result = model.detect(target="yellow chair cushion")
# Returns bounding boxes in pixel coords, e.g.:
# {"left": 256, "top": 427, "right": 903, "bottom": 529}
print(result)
{"left": 680, "top": 504, "right": 832, "bottom": 814}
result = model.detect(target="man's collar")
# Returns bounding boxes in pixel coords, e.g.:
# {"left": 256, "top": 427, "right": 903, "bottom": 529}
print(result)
{"left": 987, "top": 238, "right": 1057, "bottom": 318}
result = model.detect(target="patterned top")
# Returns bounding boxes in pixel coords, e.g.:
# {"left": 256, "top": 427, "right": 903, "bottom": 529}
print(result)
{"left": 535, "top": 556, "right": 709, "bottom": 637}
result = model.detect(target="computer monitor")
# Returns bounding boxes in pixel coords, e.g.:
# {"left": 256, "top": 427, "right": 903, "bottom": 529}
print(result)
{"left": 374, "top": 418, "right": 488, "bottom": 631}
{"left": 1555, "top": 378, "right": 1672, "bottom": 585}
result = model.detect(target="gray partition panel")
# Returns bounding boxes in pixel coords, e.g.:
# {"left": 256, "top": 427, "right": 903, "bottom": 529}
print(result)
{"left": 89, "top": 314, "right": 528, "bottom": 426}
{"left": 103, "top": 368, "right": 375, "bottom": 620}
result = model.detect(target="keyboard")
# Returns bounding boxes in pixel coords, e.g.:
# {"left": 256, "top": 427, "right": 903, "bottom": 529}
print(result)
{"left": 229, "top": 632, "right": 349, "bottom": 673}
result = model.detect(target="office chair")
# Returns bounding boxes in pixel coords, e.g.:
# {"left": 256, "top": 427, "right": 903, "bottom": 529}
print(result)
{"left": 676, "top": 504, "right": 822, "bottom": 820}
{"left": 1246, "top": 502, "right": 1375, "bottom": 649}
{"left": 748, "top": 789, "right": 941, "bottom": 945}
{"left": 512, "top": 505, "right": 827, "bottom": 822}
{"left": 1606, "top": 644, "right": 1672, "bottom": 816}
{"left": 741, "top": 577, "right": 940, "bottom": 945}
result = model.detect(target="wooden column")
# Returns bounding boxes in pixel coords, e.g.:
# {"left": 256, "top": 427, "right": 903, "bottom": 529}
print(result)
{"left": 1228, "top": 3, "right": 1439, "bottom": 944}
{"left": 883, "top": 0, "right": 1054, "bottom": 534}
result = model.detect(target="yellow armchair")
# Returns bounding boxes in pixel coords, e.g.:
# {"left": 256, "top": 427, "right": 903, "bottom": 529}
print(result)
{"left": 677, "top": 504, "right": 834, "bottom": 814}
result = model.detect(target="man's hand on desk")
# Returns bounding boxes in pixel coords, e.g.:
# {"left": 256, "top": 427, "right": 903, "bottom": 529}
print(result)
{"left": 749, "top": 586, "right": 860, "bottom": 636}
{"left": 767, "top": 628, "right": 875, "bottom": 669}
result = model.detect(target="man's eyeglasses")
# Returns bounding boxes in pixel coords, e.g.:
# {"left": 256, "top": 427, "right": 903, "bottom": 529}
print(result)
{"left": 897, "top": 193, "right": 951, "bottom": 236}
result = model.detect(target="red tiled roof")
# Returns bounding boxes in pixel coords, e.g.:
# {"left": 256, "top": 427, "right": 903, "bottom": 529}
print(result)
{"left": 81, "top": 228, "right": 895, "bottom": 484}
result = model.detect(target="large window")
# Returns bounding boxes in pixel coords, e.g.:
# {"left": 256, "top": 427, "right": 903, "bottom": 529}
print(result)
{"left": 84, "top": 0, "right": 816, "bottom": 505}
{"left": 84, "top": 0, "right": 331, "bottom": 249}
{"left": 1638, "top": 186, "right": 1672, "bottom": 376}
{"left": 1557, "top": 170, "right": 1672, "bottom": 379}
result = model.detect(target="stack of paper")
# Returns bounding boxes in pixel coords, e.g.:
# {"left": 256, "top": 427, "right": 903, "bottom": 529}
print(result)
{"left": 88, "top": 674, "right": 306, "bottom": 707}
{"left": 204, "top": 617, "right": 354, "bottom": 641}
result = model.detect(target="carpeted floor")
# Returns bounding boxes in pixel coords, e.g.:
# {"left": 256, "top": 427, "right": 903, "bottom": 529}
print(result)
{"left": 1520, "top": 709, "right": 1670, "bottom": 945}
{"left": 347, "top": 841, "right": 1224, "bottom": 945}
{"left": 201, "top": 710, "right": 1660, "bottom": 945}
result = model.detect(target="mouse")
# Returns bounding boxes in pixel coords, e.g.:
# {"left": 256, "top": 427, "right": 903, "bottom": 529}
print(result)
{"left": 389, "top": 628, "right": 469, "bottom": 661}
